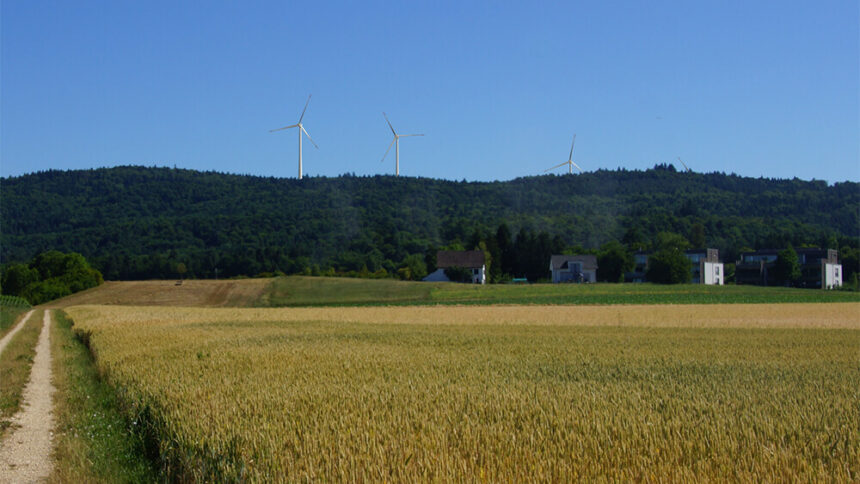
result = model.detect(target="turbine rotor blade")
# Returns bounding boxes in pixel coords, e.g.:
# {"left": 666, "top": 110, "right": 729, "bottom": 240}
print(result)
{"left": 400, "top": 133, "right": 424, "bottom": 137}
{"left": 571, "top": 161, "right": 583, "bottom": 173}
{"left": 301, "top": 126, "right": 319, "bottom": 149}
{"left": 383, "top": 112, "right": 396, "bottom": 135}
{"left": 269, "top": 124, "right": 299, "bottom": 133}
{"left": 298, "top": 94, "right": 312, "bottom": 124}
{"left": 568, "top": 134, "right": 577, "bottom": 162}
{"left": 544, "top": 161, "right": 570, "bottom": 173}
{"left": 381, "top": 138, "right": 396, "bottom": 162}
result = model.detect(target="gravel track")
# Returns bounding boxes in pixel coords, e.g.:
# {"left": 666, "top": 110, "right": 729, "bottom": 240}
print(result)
{"left": 0, "top": 310, "right": 56, "bottom": 483}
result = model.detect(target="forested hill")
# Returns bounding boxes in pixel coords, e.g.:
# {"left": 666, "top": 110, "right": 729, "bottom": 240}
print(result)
{"left": 2, "top": 165, "right": 858, "bottom": 280}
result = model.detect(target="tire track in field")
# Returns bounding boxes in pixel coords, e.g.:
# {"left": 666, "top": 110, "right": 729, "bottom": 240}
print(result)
{"left": 0, "top": 310, "right": 34, "bottom": 357}
{"left": 0, "top": 310, "right": 56, "bottom": 483}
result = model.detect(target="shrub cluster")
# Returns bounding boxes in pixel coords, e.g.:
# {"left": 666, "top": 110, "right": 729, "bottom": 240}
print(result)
{"left": 1, "top": 251, "right": 103, "bottom": 305}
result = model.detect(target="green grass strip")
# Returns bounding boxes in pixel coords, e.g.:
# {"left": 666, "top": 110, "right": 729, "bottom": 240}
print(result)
{"left": 264, "top": 276, "right": 860, "bottom": 307}
{"left": 49, "top": 310, "right": 157, "bottom": 483}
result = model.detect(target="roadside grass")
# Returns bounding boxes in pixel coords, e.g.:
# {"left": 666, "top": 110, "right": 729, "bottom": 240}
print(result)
{"left": 0, "top": 309, "right": 41, "bottom": 438}
{"left": 265, "top": 276, "right": 860, "bottom": 307}
{"left": 49, "top": 310, "right": 157, "bottom": 483}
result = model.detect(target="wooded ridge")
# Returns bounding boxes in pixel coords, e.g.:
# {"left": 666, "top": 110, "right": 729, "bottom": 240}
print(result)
{"left": 2, "top": 165, "right": 857, "bottom": 280}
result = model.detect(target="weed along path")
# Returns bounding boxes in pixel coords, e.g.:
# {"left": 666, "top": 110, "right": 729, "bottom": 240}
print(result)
{"left": 0, "top": 310, "right": 56, "bottom": 482}
{"left": 0, "top": 310, "right": 34, "bottom": 356}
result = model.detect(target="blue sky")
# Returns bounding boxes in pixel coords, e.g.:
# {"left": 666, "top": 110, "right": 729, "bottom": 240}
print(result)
{"left": 2, "top": 1, "right": 858, "bottom": 183}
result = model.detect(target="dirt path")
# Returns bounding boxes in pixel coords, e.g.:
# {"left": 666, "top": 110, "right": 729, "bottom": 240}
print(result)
{"left": 0, "top": 310, "right": 55, "bottom": 483}
{"left": 0, "top": 310, "right": 34, "bottom": 356}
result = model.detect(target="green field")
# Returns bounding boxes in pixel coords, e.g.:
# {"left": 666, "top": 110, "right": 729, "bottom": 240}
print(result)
{"left": 265, "top": 276, "right": 860, "bottom": 307}
{"left": 0, "top": 296, "right": 31, "bottom": 337}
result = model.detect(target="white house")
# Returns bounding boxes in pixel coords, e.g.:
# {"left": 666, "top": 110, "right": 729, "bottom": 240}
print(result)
{"left": 423, "top": 250, "right": 486, "bottom": 284}
{"left": 549, "top": 255, "right": 598, "bottom": 283}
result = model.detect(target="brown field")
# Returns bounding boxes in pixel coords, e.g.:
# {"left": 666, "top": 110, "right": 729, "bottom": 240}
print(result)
{"left": 43, "top": 279, "right": 273, "bottom": 309}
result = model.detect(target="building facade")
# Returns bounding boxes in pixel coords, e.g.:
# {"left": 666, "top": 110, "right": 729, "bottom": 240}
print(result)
{"left": 686, "top": 248, "right": 724, "bottom": 285}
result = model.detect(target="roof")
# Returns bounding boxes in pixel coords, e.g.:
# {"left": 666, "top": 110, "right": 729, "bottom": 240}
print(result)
{"left": 550, "top": 254, "right": 598, "bottom": 271}
{"left": 436, "top": 250, "right": 485, "bottom": 269}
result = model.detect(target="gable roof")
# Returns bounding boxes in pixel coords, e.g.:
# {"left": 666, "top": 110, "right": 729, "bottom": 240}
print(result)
{"left": 436, "top": 250, "right": 485, "bottom": 269}
{"left": 550, "top": 254, "right": 598, "bottom": 271}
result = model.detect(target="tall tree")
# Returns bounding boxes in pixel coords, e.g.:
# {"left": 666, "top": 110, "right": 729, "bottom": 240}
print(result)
{"left": 646, "top": 232, "right": 692, "bottom": 284}
{"left": 597, "top": 241, "right": 634, "bottom": 282}
{"left": 772, "top": 245, "right": 801, "bottom": 286}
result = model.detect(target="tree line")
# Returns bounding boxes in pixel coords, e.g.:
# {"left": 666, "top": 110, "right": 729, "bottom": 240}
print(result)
{"left": 1, "top": 165, "right": 857, "bottom": 285}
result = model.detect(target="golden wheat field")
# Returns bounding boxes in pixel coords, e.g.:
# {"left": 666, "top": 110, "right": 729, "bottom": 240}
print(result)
{"left": 66, "top": 303, "right": 860, "bottom": 481}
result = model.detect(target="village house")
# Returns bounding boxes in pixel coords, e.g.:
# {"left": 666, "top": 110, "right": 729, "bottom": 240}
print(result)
{"left": 549, "top": 255, "right": 598, "bottom": 283}
{"left": 423, "top": 250, "right": 486, "bottom": 284}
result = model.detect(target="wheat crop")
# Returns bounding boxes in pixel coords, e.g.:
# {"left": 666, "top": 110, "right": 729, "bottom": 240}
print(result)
{"left": 66, "top": 304, "right": 860, "bottom": 481}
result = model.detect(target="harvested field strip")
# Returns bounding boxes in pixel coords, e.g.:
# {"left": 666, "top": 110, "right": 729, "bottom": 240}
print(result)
{"left": 65, "top": 304, "right": 860, "bottom": 481}
{"left": 43, "top": 279, "right": 273, "bottom": 309}
{"left": 67, "top": 302, "right": 860, "bottom": 329}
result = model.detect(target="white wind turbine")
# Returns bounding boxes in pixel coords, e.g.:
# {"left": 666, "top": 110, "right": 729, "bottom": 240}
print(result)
{"left": 544, "top": 134, "right": 582, "bottom": 174}
{"left": 269, "top": 95, "right": 318, "bottom": 180}
{"left": 380, "top": 112, "right": 423, "bottom": 176}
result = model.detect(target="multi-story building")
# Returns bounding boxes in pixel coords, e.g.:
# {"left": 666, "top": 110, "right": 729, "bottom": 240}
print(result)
{"left": 735, "top": 248, "right": 842, "bottom": 289}
{"left": 625, "top": 248, "right": 723, "bottom": 285}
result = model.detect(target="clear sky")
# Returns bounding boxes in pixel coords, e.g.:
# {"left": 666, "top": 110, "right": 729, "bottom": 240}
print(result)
{"left": 2, "top": 1, "right": 858, "bottom": 183}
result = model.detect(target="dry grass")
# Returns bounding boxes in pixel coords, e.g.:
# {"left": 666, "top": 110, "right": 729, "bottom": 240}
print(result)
{"left": 43, "top": 279, "right": 273, "bottom": 309}
{"left": 64, "top": 303, "right": 860, "bottom": 481}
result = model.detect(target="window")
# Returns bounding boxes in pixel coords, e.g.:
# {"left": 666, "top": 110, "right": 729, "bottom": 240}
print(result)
{"left": 715, "top": 266, "right": 720, "bottom": 275}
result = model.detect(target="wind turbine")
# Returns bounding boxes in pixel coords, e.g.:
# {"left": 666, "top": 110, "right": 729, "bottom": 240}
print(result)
{"left": 269, "top": 95, "right": 318, "bottom": 180}
{"left": 380, "top": 112, "right": 423, "bottom": 176}
{"left": 676, "top": 156, "right": 691, "bottom": 172}
{"left": 544, "top": 134, "right": 582, "bottom": 174}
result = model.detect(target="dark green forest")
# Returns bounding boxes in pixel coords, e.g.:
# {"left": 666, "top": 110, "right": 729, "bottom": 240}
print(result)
{"left": 1, "top": 165, "right": 857, "bottom": 282}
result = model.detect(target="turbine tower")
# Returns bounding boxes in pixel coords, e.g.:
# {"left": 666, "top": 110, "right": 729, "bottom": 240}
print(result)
{"left": 269, "top": 95, "right": 318, "bottom": 180}
{"left": 380, "top": 112, "right": 423, "bottom": 176}
{"left": 544, "top": 134, "right": 582, "bottom": 174}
